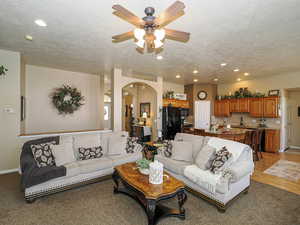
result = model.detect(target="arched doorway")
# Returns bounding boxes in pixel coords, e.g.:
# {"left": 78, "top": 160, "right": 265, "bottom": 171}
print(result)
{"left": 122, "top": 82, "right": 157, "bottom": 141}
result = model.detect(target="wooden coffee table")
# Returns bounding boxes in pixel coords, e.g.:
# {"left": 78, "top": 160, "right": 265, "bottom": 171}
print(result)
{"left": 112, "top": 162, "right": 187, "bottom": 225}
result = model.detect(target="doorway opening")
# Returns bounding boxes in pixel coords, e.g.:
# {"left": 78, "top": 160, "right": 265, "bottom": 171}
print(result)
{"left": 284, "top": 88, "right": 300, "bottom": 152}
{"left": 122, "top": 82, "right": 157, "bottom": 142}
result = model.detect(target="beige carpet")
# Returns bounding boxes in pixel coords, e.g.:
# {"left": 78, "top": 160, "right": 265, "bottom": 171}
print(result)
{"left": 0, "top": 173, "right": 299, "bottom": 225}
{"left": 264, "top": 160, "right": 300, "bottom": 182}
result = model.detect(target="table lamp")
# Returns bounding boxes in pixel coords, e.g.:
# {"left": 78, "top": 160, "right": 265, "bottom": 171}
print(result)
{"left": 142, "top": 112, "right": 147, "bottom": 126}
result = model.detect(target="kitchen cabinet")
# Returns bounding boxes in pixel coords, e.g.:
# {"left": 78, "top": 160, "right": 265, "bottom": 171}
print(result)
{"left": 265, "top": 129, "right": 280, "bottom": 153}
{"left": 229, "top": 99, "right": 239, "bottom": 112}
{"left": 163, "top": 99, "right": 189, "bottom": 108}
{"left": 214, "top": 100, "right": 230, "bottom": 117}
{"left": 263, "top": 96, "right": 279, "bottom": 118}
{"left": 249, "top": 98, "right": 264, "bottom": 117}
{"left": 239, "top": 98, "right": 250, "bottom": 112}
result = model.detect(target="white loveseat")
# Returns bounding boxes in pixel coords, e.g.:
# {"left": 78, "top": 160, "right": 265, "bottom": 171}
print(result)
{"left": 155, "top": 133, "right": 254, "bottom": 212}
{"left": 21, "top": 131, "right": 142, "bottom": 203}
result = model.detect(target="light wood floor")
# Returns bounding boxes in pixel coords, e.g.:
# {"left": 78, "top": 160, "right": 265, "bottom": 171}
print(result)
{"left": 251, "top": 151, "right": 300, "bottom": 195}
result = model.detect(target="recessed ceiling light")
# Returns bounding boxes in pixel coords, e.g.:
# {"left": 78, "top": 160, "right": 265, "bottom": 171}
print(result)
{"left": 220, "top": 63, "right": 227, "bottom": 67}
{"left": 35, "top": 19, "right": 47, "bottom": 27}
{"left": 129, "top": 84, "right": 134, "bottom": 88}
{"left": 244, "top": 72, "right": 250, "bottom": 76}
{"left": 156, "top": 55, "right": 163, "bottom": 60}
{"left": 193, "top": 79, "right": 198, "bottom": 82}
{"left": 233, "top": 68, "right": 240, "bottom": 72}
{"left": 237, "top": 78, "right": 242, "bottom": 81}
{"left": 193, "top": 70, "right": 198, "bottom": 74}
{"left": 176, "top": 74, "right": 181, "bottom": 78}
{"left": 213, "top": 78, "right": 219, "bottom": 82}
{"left": 25, "top": 35, "right": 33, "bottom": 41}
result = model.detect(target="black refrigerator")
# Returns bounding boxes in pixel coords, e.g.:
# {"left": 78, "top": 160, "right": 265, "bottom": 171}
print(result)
{"left": 162, "top": 106, "right": 189, "bottom": 140}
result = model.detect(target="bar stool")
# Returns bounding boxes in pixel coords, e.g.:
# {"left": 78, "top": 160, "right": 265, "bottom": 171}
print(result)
{"left": 252, "top": 130, "right": 264, "bottom": 161}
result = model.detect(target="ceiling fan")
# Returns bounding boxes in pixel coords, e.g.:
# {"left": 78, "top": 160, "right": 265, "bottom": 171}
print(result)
{"left": 112, "top": 1, "right": 190, "bottom": 52}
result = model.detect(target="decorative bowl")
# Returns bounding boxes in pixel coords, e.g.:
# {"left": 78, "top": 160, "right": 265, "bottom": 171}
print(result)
{"left": 138, "top": 168, "right": 150, "bottom": 175}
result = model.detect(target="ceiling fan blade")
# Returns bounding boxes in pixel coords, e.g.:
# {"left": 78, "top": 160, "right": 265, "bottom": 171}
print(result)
{"left": 112, "top": 31, "right": 134, "bottom": 43}
{"left": 165, "top": 28, "right": 190, "bottom": 42}
{"left": 155, "top": 1, "right": 186, "bottom": 27}
{"left": 113, "top": 5, "right": 144, "bottom": 27}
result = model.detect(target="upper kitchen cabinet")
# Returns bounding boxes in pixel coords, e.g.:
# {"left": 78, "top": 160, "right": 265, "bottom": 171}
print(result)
{"left": 263, "top": 96, "right": 279, "bottom": 118}
{"left": 214, "top": 99, "right": 230, "bottom": 117}
{"left": 229, "top": 99, "right": 239, "bottom": 112}
{"left": 249, "top": 98, "right": 264, "bottom": 117}
{"left": 239, "top": 98, "right": 250, "bottom": 112}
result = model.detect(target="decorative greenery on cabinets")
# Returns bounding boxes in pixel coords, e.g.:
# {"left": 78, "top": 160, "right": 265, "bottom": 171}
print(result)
{"left": 51, "top": 85, "right": 84, "bottom": 114}
{"left": 216, "top": 88, "right": 265, "bottom": 100}
{"left": 0, "top": 65, "right": 8, "bottom": 77}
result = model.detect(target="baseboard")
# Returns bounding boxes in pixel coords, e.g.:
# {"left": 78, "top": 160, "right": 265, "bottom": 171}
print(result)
{"left": 0, "top": 168, "right": 19, "bottom": 175}
{"left": 289, "top": 146, "right": 300, "bottom": 150}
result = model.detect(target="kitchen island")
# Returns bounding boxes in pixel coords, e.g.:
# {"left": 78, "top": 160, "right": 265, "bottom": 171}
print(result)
{"left": 200, "top": 128, "right": 249, "bottom": 143}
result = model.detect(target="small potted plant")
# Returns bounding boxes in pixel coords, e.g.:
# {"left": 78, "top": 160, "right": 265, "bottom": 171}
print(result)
{"left": 136, "top": 158, "right": 151, "bottom": 175}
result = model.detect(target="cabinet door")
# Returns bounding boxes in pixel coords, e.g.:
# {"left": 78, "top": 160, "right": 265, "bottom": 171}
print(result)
{"left": 230, "top": 99, "right": 239, "bottom": 112}
{"left": 265, "top": 129, "right": 280, "bottom": 153}
{"left": 239, "top": 98, "right": 250, "bottom": 112}
{"left": 250, "top": 98, "right": 264, "bottom": 117}
{"left": 263, "top": 97, "right": 279, "bottom": 118}
{"left": 221, "top": 100, "right": 230, "bottom": 117}
{"left": 214, "top": 100, "right": 221, "bottom": 117}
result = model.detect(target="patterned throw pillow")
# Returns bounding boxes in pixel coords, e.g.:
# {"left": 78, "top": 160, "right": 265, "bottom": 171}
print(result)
{"left": 210, "top": 147, "right": 233, "bottom": 174}
{"left": 31, "top": 141, "right": 56, "bottom": 167}
{"left": 126, "top": 137, "right": 139, "bottom": 153}
{"left": 162, "top": 140, "right": 173, "bottom": 158}
{"left": 78, "top": 146, "right": 103, "bottom": 160}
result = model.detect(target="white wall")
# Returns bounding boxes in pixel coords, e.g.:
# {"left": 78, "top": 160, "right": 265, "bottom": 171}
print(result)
{"left": 163, "top": 81, "right": 184, "bottom": 94}
{"left": 25, "top": 65, "right": 101, "bottom": 133}
{"left": 0, "top": 49, "right": 21, "bottom": 171}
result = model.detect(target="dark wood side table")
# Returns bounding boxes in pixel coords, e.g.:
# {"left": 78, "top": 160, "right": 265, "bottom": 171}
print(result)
{"left": 112, "top": 163, "right": 187, "bottom": 225}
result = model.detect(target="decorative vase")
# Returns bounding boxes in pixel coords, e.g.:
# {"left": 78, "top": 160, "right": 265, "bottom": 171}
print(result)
{"left": 149, "top": 160, "right": 164, "bottom": 184}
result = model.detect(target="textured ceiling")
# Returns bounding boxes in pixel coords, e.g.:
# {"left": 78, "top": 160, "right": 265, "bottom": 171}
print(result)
{"left": 0, "top": 0, "right": 300, "bottom": 84}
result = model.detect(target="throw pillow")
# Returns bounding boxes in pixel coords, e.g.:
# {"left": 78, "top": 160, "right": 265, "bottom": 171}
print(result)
{"left": 162, "top": 140, "right": 173, "bottom": 158}
{"left": 108, "top": 134, "right": 127, "bottom": 155}
{"left": 195, "top": 145, "right": 216, "bottom": 170}
{"left": 31, "top": 141, "right": 56, "bottom": 167}
{"left": 126, "top": 137, "right": 139, "bottom": 153}
{"left": 210, "top": 147, "right": 233, "bottom": 174}
{"left": 78, "top": 146, "right": 103, "bottom": 160}
{"left": 51, "top": 143, "right": 76, "bottom": 166}
{"left": 171, "top": 141, "right": 194, "bottom": 162}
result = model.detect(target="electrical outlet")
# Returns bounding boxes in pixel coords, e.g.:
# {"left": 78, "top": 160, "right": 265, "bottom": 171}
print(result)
{"left": 252, "top": 119, "right": 257, "bottom": 123}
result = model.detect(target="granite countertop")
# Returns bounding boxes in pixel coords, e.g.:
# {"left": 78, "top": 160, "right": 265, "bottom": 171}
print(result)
{"left": 205, "top": 128, "right": 250, "bottom": 135}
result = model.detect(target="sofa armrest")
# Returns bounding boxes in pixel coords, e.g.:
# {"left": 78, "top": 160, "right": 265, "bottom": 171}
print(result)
{"left": 227, "top": 161, "right": 254, "bottom": 183}
{"left": 21, "top": 165, "right": 66, "bottom": 189}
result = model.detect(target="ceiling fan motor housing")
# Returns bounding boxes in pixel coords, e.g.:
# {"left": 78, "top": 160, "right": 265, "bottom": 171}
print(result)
{"left": 143, "top": 7, "right": 156, "bottom": 28}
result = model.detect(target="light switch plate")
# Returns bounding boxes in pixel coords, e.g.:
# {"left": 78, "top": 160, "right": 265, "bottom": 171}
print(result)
{"left": 3, "top": 107, "right": 15, "bottom": 114}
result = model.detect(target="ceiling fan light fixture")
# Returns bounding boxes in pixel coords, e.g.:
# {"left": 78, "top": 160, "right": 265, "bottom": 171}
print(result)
{"left": 154, "top": 29, "right": 165, "bottom": 41}
{"left": 134, "top": 28, "right": 145, "bottom": 40}
{"left": 135, "top": 39, "right": 145, "bottom": 48}
{"left": 154, "top": 39, "right": 164, "bottom": 48}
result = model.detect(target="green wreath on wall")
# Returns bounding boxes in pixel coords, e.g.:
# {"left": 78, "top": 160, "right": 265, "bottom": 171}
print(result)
{"left": 52, "top": 85, "right": 84, "bottom": 114}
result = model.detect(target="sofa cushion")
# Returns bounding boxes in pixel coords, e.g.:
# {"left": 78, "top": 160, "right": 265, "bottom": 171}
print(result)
{"left": 175, "top": 133, "right": 205, "bottom": 159}
{"left": 210, "top": 147, "right": 233, "bottom": 174}
{"left": 156, "top": 154, "right": 191, "bottom": 175}
{"left": 195, "top": 145, "right": 216, "bottom": 170}
{"left": 77, "top": 157, "right": 113, "bottom": 174}
{"left": 52, "top": 143, "right": 76, "bottom": 166}
{"left": 64, "top": 162, "right": 81, "bottom": 177}
{"left": 73, "top": 133, "right": 101, "bottom": 149}
{"left": 172, "top": 141, "right": 193, "bottom": 163}
{"left": 31, "top": 141, "right": 56, "bottom": 167}
{"left": 108, "top": 133, "right": 127, "bottom": 155}
{"left": 78, "top": 146, "right": 103, "bottom": 160}
{"left": 109, "top": 152, "right": 142, "bottom": 167}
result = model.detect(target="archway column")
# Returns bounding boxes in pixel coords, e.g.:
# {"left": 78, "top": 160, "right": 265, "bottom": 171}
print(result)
{"left": 111, "top": 68, "right": 163, "bottom": 136}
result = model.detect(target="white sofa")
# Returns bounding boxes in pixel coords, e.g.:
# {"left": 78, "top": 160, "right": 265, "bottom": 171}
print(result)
{"left": 155, "top": 133, "right": 254, "bottom": 212}
{"left": 22, "top": 131, "right": 142, "bottom": 203}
